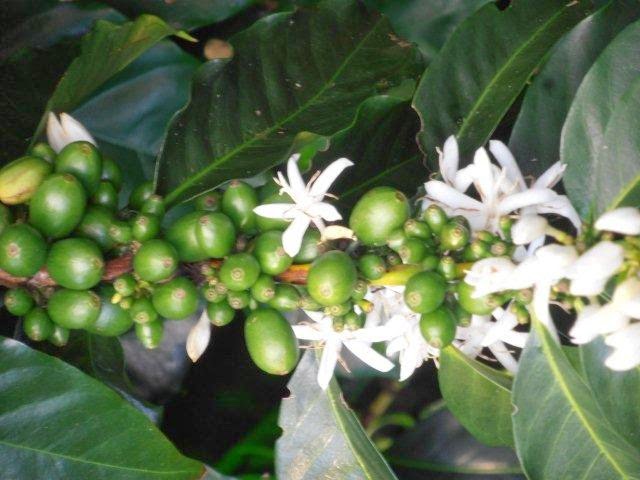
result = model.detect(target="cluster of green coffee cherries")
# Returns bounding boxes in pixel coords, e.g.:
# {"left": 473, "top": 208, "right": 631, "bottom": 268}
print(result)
{"left": 0, "top": 140, "right": 530, "bottom": 376}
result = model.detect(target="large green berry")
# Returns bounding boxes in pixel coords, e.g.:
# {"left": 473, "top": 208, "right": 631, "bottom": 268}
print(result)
{"left": 0, "top": 224, "right": 47, "bottom": 276}
{"left": 244, "top": 308, "right": 299, "bottom": 375}
{"left": 349, "top": 187, "right": 410, "bottom": 246}
{"left": 457, "top": 281, "right": 498, "bottom": 315}
{"left": 89, "top": 288, "right": 133, "bottom": 336}
{"left": 55, "top": 141, "right": 102, "bottom": 194}
{"left": 47, "top": 238, "right": 104, "bottom": 290}
{"left": 75, "top": 206, "right": 115, "bottom": 251}
{"left": 91, "top": 181, "right": 118, "bottom": 211}
{"left": 24, "top": 307, "right": 55, "bottom": 341}
{"left": 49, "top": 325, "right": 70, "bottom": 347}
{"left": 255, "top": 192, "right": 291, "bottom": 232}
{"left": 30, "top": 142, "right": 56, "bottom": 163}
{"left": 133, "top": 239, "right": 178, "bottom": 283}
{"left": 222, "top": 180, "right": 258, "bottom": 233}
{"left": 252, "top": 231, "right": 292, "bottom": 275}
{"left": 0, "top": 204, "right": 12, "bottom": 236}
{"left": 219, "top": 253, "right": 261, "bottom": 291}
{"left": 207, "top": 301, "right": 235, "bottom": 326}
{"left": 268, "top": 284, "right": 300, "bottom": 311}
{"left": 0, "top": 156, "right": 52, "bottom": 205}
{"left": 141, "top": 195, "right": 165, "bottom": 217}
{"left": 420, "top": 306, "right": 456, "bottom": 348}
{"left": 129, "top": 181, "right": 154, "bottom": 210}
{"left": 129, "top": 297, "right": 158, "bottom": 324}
{"left": 194, "top": 191, "right": 221, "bottom": 212}
{"left": 404, "top": 271, "right": 446, "bottom": 314}
{"left": 136, "top": 321, "right": 163, "bottom": 349}
{"left": 195, "top": 212, "right": 236, "bottom": 258}
{"left": 307, "top": 251, "right": 357, "bottom": 306}
{"left": 250, "top": 274, "right": 276, "bottom": 303}
{"left": 101, "top": 157, "right": 123, "bottom": 190}
{"left": 152, "top": 277, "right": 198, "bottom": 320}
{"left": 131, "top": 213, "right": 161, "bottom": 242}
{"left": 5, "top": 288, "right": 34, "bottom": 316}
{"left": 293, "top": 229, "right": 326, "bottom": 264}
{"left": 166, "top": 211, "right": 208, "bottom": 262}
{"left": 29, "top": 173, "right": 86, "bottom": 238}
{"left": 358, "top": 254, "right": 386, "bottom": 280}
{"left": 48, "top": 289, "right": 101, "bottom": 329}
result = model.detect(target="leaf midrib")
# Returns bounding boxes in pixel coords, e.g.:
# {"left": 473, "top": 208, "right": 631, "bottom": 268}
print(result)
{"left": 163, "top": 14, "right": 386, "bottom": 206}
{"left": 456, "top": 3, "right": 574, "bottom": 146}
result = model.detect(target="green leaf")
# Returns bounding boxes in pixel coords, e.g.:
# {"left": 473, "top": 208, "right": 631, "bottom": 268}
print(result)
{"left": 438, "top": 346, "right": 513, "bottom": 447}
{"left": 509, "top": 0, "right": 640, "bottom": 178}
{"left": 0, "top": 337, "right": 203, "bottom": 479}
{"left": 512, "top": 320, "right": 640, "bottom": 479}
{"left": 156, "top": 0, "right": 422, "bottom": 205}
{"left": 32, "top": 14, "right": 189, "bottom": 143}
{"left": 580, "top": 338, "right": 640, "bottom": 450}
{"left": 102, "top": 0, "right": 254, "bottom": 30}
{"left": 276, "top": 350, "right": 398, "bottom": 479}
{"left": 413, "top": 0, "right": 590, "bottom": 165}
{"left": 364, "top": 0, "right": 492, "bottom": 61}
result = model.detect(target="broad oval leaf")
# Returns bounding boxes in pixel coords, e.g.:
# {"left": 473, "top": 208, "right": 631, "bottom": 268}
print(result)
{"left": 580, "top": 338, "right": 640, "bottom": 450}
{"left": 512, "top": 320, "right": 640, "bottom": 479}
{"left": 413, "top": 0, "right": 590, "bottom": 164}
{"left": 438, "top": 346, "right": 513, "bottom": 447}
{"left": 0, "top": 337, "right": 203, "bottom": 479}
{"left": 509, "top": 0, "right": 640, "bottom": 177}
{"left": 275, "top": 350, "right": 398, "bottom": 480}
{"left": 156, "top": 0, "right": 422, "bottom": 205}
{"left": 561, "top": 19, "right": 640, "bottom": 215}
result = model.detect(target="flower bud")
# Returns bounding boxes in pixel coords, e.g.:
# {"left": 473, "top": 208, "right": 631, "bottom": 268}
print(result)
{"left": 46, "top": 112, "right": 95, "bottom": 153}
{"left": 0, "top": 156, "right": 52, "bottom": 204}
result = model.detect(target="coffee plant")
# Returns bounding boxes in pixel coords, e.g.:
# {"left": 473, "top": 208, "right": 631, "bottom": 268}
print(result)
{"left": 1, "top": 1, "right": 640, "bottom": 479}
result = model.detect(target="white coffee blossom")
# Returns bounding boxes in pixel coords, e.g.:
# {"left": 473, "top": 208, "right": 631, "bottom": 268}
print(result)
{"left": 46, "top": 112, "right": 96, "bottom": 152}
{"left": 595, "top": 207, "right": 640, "bottom": 235}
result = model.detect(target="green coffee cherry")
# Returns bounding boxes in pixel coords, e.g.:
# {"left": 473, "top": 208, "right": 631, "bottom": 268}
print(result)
{"left": 324, "top": 301, "right": 352, "bottom": 317}
{"left": 136, "top": 321, "right": 163, "bottom": 349}
{"left": 47, "top": 238, "right": 104, "bottom": 290}
{"left": 0, "top": 204, "right": 12, "bottom": 236}
{"left": 386, "top": 252, "right": 402, "bottom": 267}
{"left": 129, "top": 181, "right": 154, "bottom": 210}
{"left": 101, "top": 157, "right": 123, "bottom": 190}
{"left": 463, "top": 240, "right": 490, "bottom": 262}
{"left": 268, "top": 284, "right": 300, "bottom": 311}
{"left": 420, "top": 306, "right": 456, "bottom": 348}
{"left": 222, "top": 180, "right": 258, "bottom": 233}
{"left": 30, "top": 142, "right": 56, "bottom": 163}
{"left": 352, "top": 279, "right": 368, "bottom": 302}
{"left": 133, "top": 239, "right": 179, "bottom": 283}
{"left": 201, "top": 284, "right": 225, "bottom": 303}
{"left": 421, "top": 255, "right": 440, "bottom": 271}
{"left": 166, "top": 211, "right": 208, "bottom": 262}
{"left": 307, "top": 251, "right": 357, "bottom": 306}
{"left": 298, "top": 291, "right": 322, "bottom": 311}
{"left": 207, "top": 301, "right": 235, "bottom": 326}
{"left": 0, "top": 224, "right": 47, "bottom": 277}
{"left": 49, "top": 325, "right": 70, "bottom": 347}
{"left": 219, "top": 253, "right": 261, "bottom": 291}
{"left": 349, "top": 187, "right": 410, "bottom": 246}
{"left": 0, "top": 156, "right": 52, "bottom": 205}
{"left": 129, "top": 297, "right": 158, "bottom": 324}
{"left": 227, "top": 290, "right": 251, "bottom": 310}
{"left": 5, "top": 288, "right": 34, "bottom": 316}
{"left": 91, "top": 181, "right": 118, "bottom": 211}
{"left": 404, "top": 219, "right": 431, "bottom": 239}
{"left": 437, "top": 256, "right": 457, "bottom": 281}
{"left": 399, "top": 238, "right": 428, "bottom": 264}
{"left": 141, "top": 195, "right": 165, "bottom": 217}
{"left": 195, "top": 212, "right": 236, "bottom": 258}
{"left": 454, "top": 303, "right": 472, "bottom": 327}
{"left": 119, "top": 296, "right": 134, "bottom": 310}
{"left": 387, "top": 229, "right": 408, "bottom": 251}
{"left": 255, "top": 192, "right": 291, "bottom": 232}
{"left": 131, "top": 213, "right": 161, "bottom": 242}
{"left": 152, "top": 277, "right": 198, "bottom": 319}
{"left": 358, "top": 254, "right": 386, "bottom": 280}
{"left": 404, "top": 271, "right": 447, "bottom": 314}
{"left": 490, "top": 241, "right": 509, "bottom": 257}
{"left": 194, "top": 191, "right": 222, "bottom": 212}
{"left": 252, "top": 231, "right": 292, "bottom": 275}
{"left": 55, "top": 141, "right": 102, "bottom": 194}
{"left": 89, "top": 288, "right": 133, "bottom": 336}
{"left": 476, "top": 231, "right": 497, "bottom": 243}
{"left": 250, "top": 274, "right": 276, "bottom": 303}
{"left": 48, "top": 289, "right": 101, "bottom": 329}
{"left": 29, "top": 173, "right": 86, "bottom": 238}
{"left": 457, "top": 281, "right": 498, "bottom": 315}
{"left": 293, "top": 230, "right": 325, "bottom": 264}
{"left": 440, "top": 222, "right": 470, "bottom": 251}
{"left": 244, "top": 308, "right": 299, "bottom": 375}
{"left": 423, "top": 204, "right": 447, "bottom": 234}
{"left": 344, "top": 310, "right": 365, "bottom": 330}
{"left": 114, "top": 274, "right": 136, "bottom": 297}
{"left": 499, "top": 216, "right": 514, "bottom": 241}
{"left": 108, "top": 220, "right": 132, "bottom": 245}
{"left": 24, "top": 307, "right": 55, "bottom": 341}
{"left": 75, "top": 206, "right": 115, "bottom": 251}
